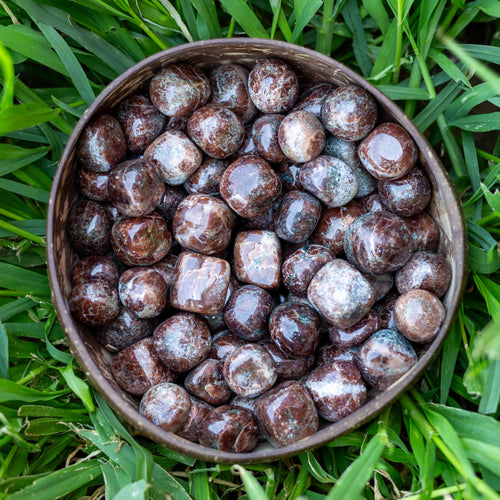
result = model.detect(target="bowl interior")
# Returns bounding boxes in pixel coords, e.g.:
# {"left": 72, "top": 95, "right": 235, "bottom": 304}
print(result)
{"left": 47, "top": 39, "right": 466, "bottom": 464}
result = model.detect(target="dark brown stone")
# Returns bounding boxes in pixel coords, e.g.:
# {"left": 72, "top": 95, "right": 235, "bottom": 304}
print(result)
{"left": 275, "top": 161, "right": 303, "bottom": 191}
{"left": 356, "top": 329, "right": 417, "bottom": 390}
{"left": 251, "top": 114, "right": 287, "bottom": 164}
{"left": 118, "top": 267, "right": 168, "bottom": 319}
{"left": 188, "top": 104, "right": 245, "bottom": 159}
{"left": 170, "top": 252, "right": 231, "bottom": 315}
{"left": 321, "top": 85, "right": 377, "bottom": 141}
{"left": 396, "top": 251, "right": 451, "bottom": 297}
{"left": 311, "top": 200, "right": 365, "bottom": 255}
{"left": 156, "top": 186, "right": 185, "bottom": 227}
{"left": 269, "top": 301, "right": 321, "bottom": 356}
{"left": 344, "top": 211, "right": 413, "bottom": 275}
{"left": 108, "top": 158, "right": 164, "bottom": 217}
{"left": 254, "top": 380, "right": 318, "bottom": 447}
{"left": 223, "top": 344, "right": 277, "bottom": 398}
{"left": 111, "top": 213, "right": 171, "bottom": 266}
{"left": 260, "top": 339, "right": 315, "bottom": 380}
{"left": 233, "top": 230, "right": 281, "bottom": 290}
{"left": 220, "top": 155, "right": 281, "bottom": 218}
{"left": 77, "top": 114, "right": 126, "bottom": 172}
{"left": 305, "top": 361, "right": 367, "bottom": 422}
{"left": 144, "top": 130, "right": 202, "bottom": 186}
{"left": 198, "top": 405, "right": 259, "bottom": 452}
{"left": 209, "top": 330, "right": 245, "bottom": 361}
{"left": 67, "top": 199, "right": 111, "bottom": 256}
{"left": 404, "top": 212, "right": 440, "bottom": 252}
{"left": 209, "top": 64, "right": 257, "bottom": 122}
{"left": 316, "top": 344, "right": 358, "bottom": 365}
{"left": 248, "top": 59, "right": 299, "bottom": 113}
{"left": 78, "top": 168, "right": 109, "bottom": 202}
{"left": 116, "top": 94, "right": 166, "bottom": 152}
{"left": 378, "top": 168, "right": 432, "bottom": 217}
{"left": 149, "top": 63, "right": 210, "bottom": 117}
{"left": 71, "top": 255, "right": 118, "bottom": 287}
{"left": 153, "top": 312, "right": 211, "bottom": 372}
{"left": 177, "top": 397, "right": 213, "bottom": 442}
{"left": 69, "top": 279, "right": 120, "bottom": 326}
{"left": 185, "top": 359, "right": 232, "bottom": 405}
{"left": 173, "top": 194, "right": 234, "bottom": 255}
{"left": 224, "top": 285, "right": 275, "bottom": 341}
{"left": 292, "top": 83, "right": 334, "bottom": 118}
{"left": 358, "top": 122, "right": 417, "bottom": 180}
{"left": 184, "top": 158, "right": 228, "bottom": 195}
{"left": 394, "top": 289, "right": 445, "bottom": 343}
{"left": 140, "top": 382, "right": 191, "bottom": 432}
{"left": 328, "top": 309, "right": 381, "bottom": 348}
{"left": 300, "top": 155, "right": 358, "bottom": 208}
{"left": 307, "top": 259, "right": 376, "bottom": 329}
{"left": 111, "top": 337, "right": 175, "bottom": 395}
{"left": 281, "top": 244, "right": 335, "bottom": 297}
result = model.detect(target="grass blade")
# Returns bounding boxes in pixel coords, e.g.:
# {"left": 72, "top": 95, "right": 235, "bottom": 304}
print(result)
{"left": 0, "top": 103, "right": 60, "bottom": 136}
{"left": 0, "top": 39, "right": 14, "bottom": 110}
{"left": 290, "top": 0, "right": 323, "bottom": 43}
{"left": 232, "top": 464, "right": 268, "bottom": 500}
{"left": 36, "top": 22, "right": 95, "bottom": 106}
{"left": 190, "top": 0, "right": 222, "bottom": 38}
{"left": 0, "top": 379, "right": 70, "bottom": 402}
{"left": 0, "top": 263, "right": 50, "bottom": 296}
{"left": 0, "top": 321, "right": 8, "bottom": 378}
{"left": 219, "top": 0, "right": 269, "bottom": 38}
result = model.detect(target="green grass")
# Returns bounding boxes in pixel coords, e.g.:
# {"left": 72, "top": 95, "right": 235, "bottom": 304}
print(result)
{"left": 0, "top": 0, "right": 499, "bottom": 498}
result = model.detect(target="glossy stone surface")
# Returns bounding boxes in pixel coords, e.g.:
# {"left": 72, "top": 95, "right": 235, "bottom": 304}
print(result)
{"left": 377, "top": 293, "right": 398, "bottom": 330}
{"left": 260, "top": 339, "right": 315, "bottom": 380}
{"left": 111, "top": 213, "right": 171, "bottom": 266}
{"left": 307, "top": 259, "right": 376, "bottom": 329}
{"left": 170, "top": 252, "right": 230, "bottom": 315}
{"left": 356, "top": 329, "right": 417, "bottom": 390}
{"left": 378, "top": 168, "right": 431, "bottom": 217}
{"left": 144, "top": 130, "right": 202, "bottom": 185}
{"left": 149, "top": 254, "right": 178, "bottom": 287}
{"left": 198, "top": 405, "right": 259, "bottom": 452}
{"left": 316, "top": 344, "right": 358, "bottom": 365}
{"left": 223, "top": 344, "right": 277, "bottom": 398}
{"left": 209, "top": 64, "right": 257, "bottom": 122}
{"left": 185, "top": 359, "right": 232, "bottom": 405}
{"left": 77, "top": 114, "right": 126, "bottom": 172}
{"left": 292, "top": 83, "right": 334, "bottom": 118}
{"left": 153, "top": 313, "right": 211, "bottom": 372}
{"left": 299, "top": 155, "right": 358, "bottom": 208}
{"left": 404, "top": 212, "right": 440, "bottom": 252}
{"left": 237, "top": 127, "right": 259, "bottom": 156}
{"left": 269, "top": 301, "right": 321, "bottom": 356}
{"left": 396, "top": 251, "right": 451, "bottom": 297}
{"left": 149, "top": 63, "right": 210, "bottom": 117}
{"left": 111, "top": 337, "right": 175, "bottom": 395}
{"left": 71, "top": 255, "right": 118, "bottom": 287}
{"left": 95, "top": 307, "right": 155, "bottom": 353}
{"left": 209, "top": 330, "right": 245, "bottom": 361}
{"left": 177, "top": 397, "right": 213, "bottom": 442}
{"left": 254, "top": 380, "right": 318, "bottom": 447}
{"left": 328, "top": 309, "right": 381, "bottom": 348}
{"left": 140, "top": 382, "right": 191, "bottom": 432}
{"left": 173, "top": 194, "right": 234, "bottom": 255}
{"left": 233, "top": 230, "right": 281, "bottom": 290}
{"left": 305, "top": 361, "right": 367, "bottom": 422}
{"left": 275, "top": 190, "right": 322, "bottom": 243}
{"left": 243, "top": 196, "right": 282, "bottom": 231}
{"left": 394, "top": 289, "right": 445, "bottom": 343}
{"left": 248, "top": 59, "right": 299, "bottom": 113}
{"left": 188, "top": 104, "right": 245, "bottom": 159}
{"left": 69, "top": 279, "right": 120, "bottom": 326}
{"left": 281, "top": 244, "right": 335, "bottom": 297}
{"left": 358, "top": 123, "right": 417, "bottom": 180}
{"left": 344, "top": 211, "right": 413, "bottom": 275}
{"left": 276, "top": 161, "right": 303, "bottom": 191}
{"left": 156, "top": 186, "right": 185, "bottom": 227}
{"left": 364, "top": 273, "right": 394, "bottom": 302}
{"left": 311, "top": 200, "right": 365, "bottom": 255}
{"left": 116, "top": 94, "right": 166, "bottom": 152}
{"left": 251, "top": 114, "right": 287, "bottom": 164}
{"left": 321, "top": 85, "right": 377, "bottom": 141}
{"left": 68, "top": 199, "right": 111, "bottom": 256}
{"left": 108, "top": 158, "right": 164, "bottom": 217}
{"left": 118, "top": 267, "right": 168, "bottom": 319}
{"left": 224, "top": 285, "right": 275, "bottom": 341}
{"left": 220, "top": 155, "right": 282, "bottom": 218}
{"left": 184, "top": 158, "right": 228, "bottom": 195}
{"left": 78, "top": 168, "right": 109, "bottom": 201}
{"left": 360, "top": 192, "right": 385, "bottom": 213}
{"left": 323, "top": 134, "right": 377, "bottom": 198}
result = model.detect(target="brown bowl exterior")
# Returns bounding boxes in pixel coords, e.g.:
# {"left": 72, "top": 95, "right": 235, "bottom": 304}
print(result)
{"left": 47, "top": 39, "right": 466, "bottom": 464}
